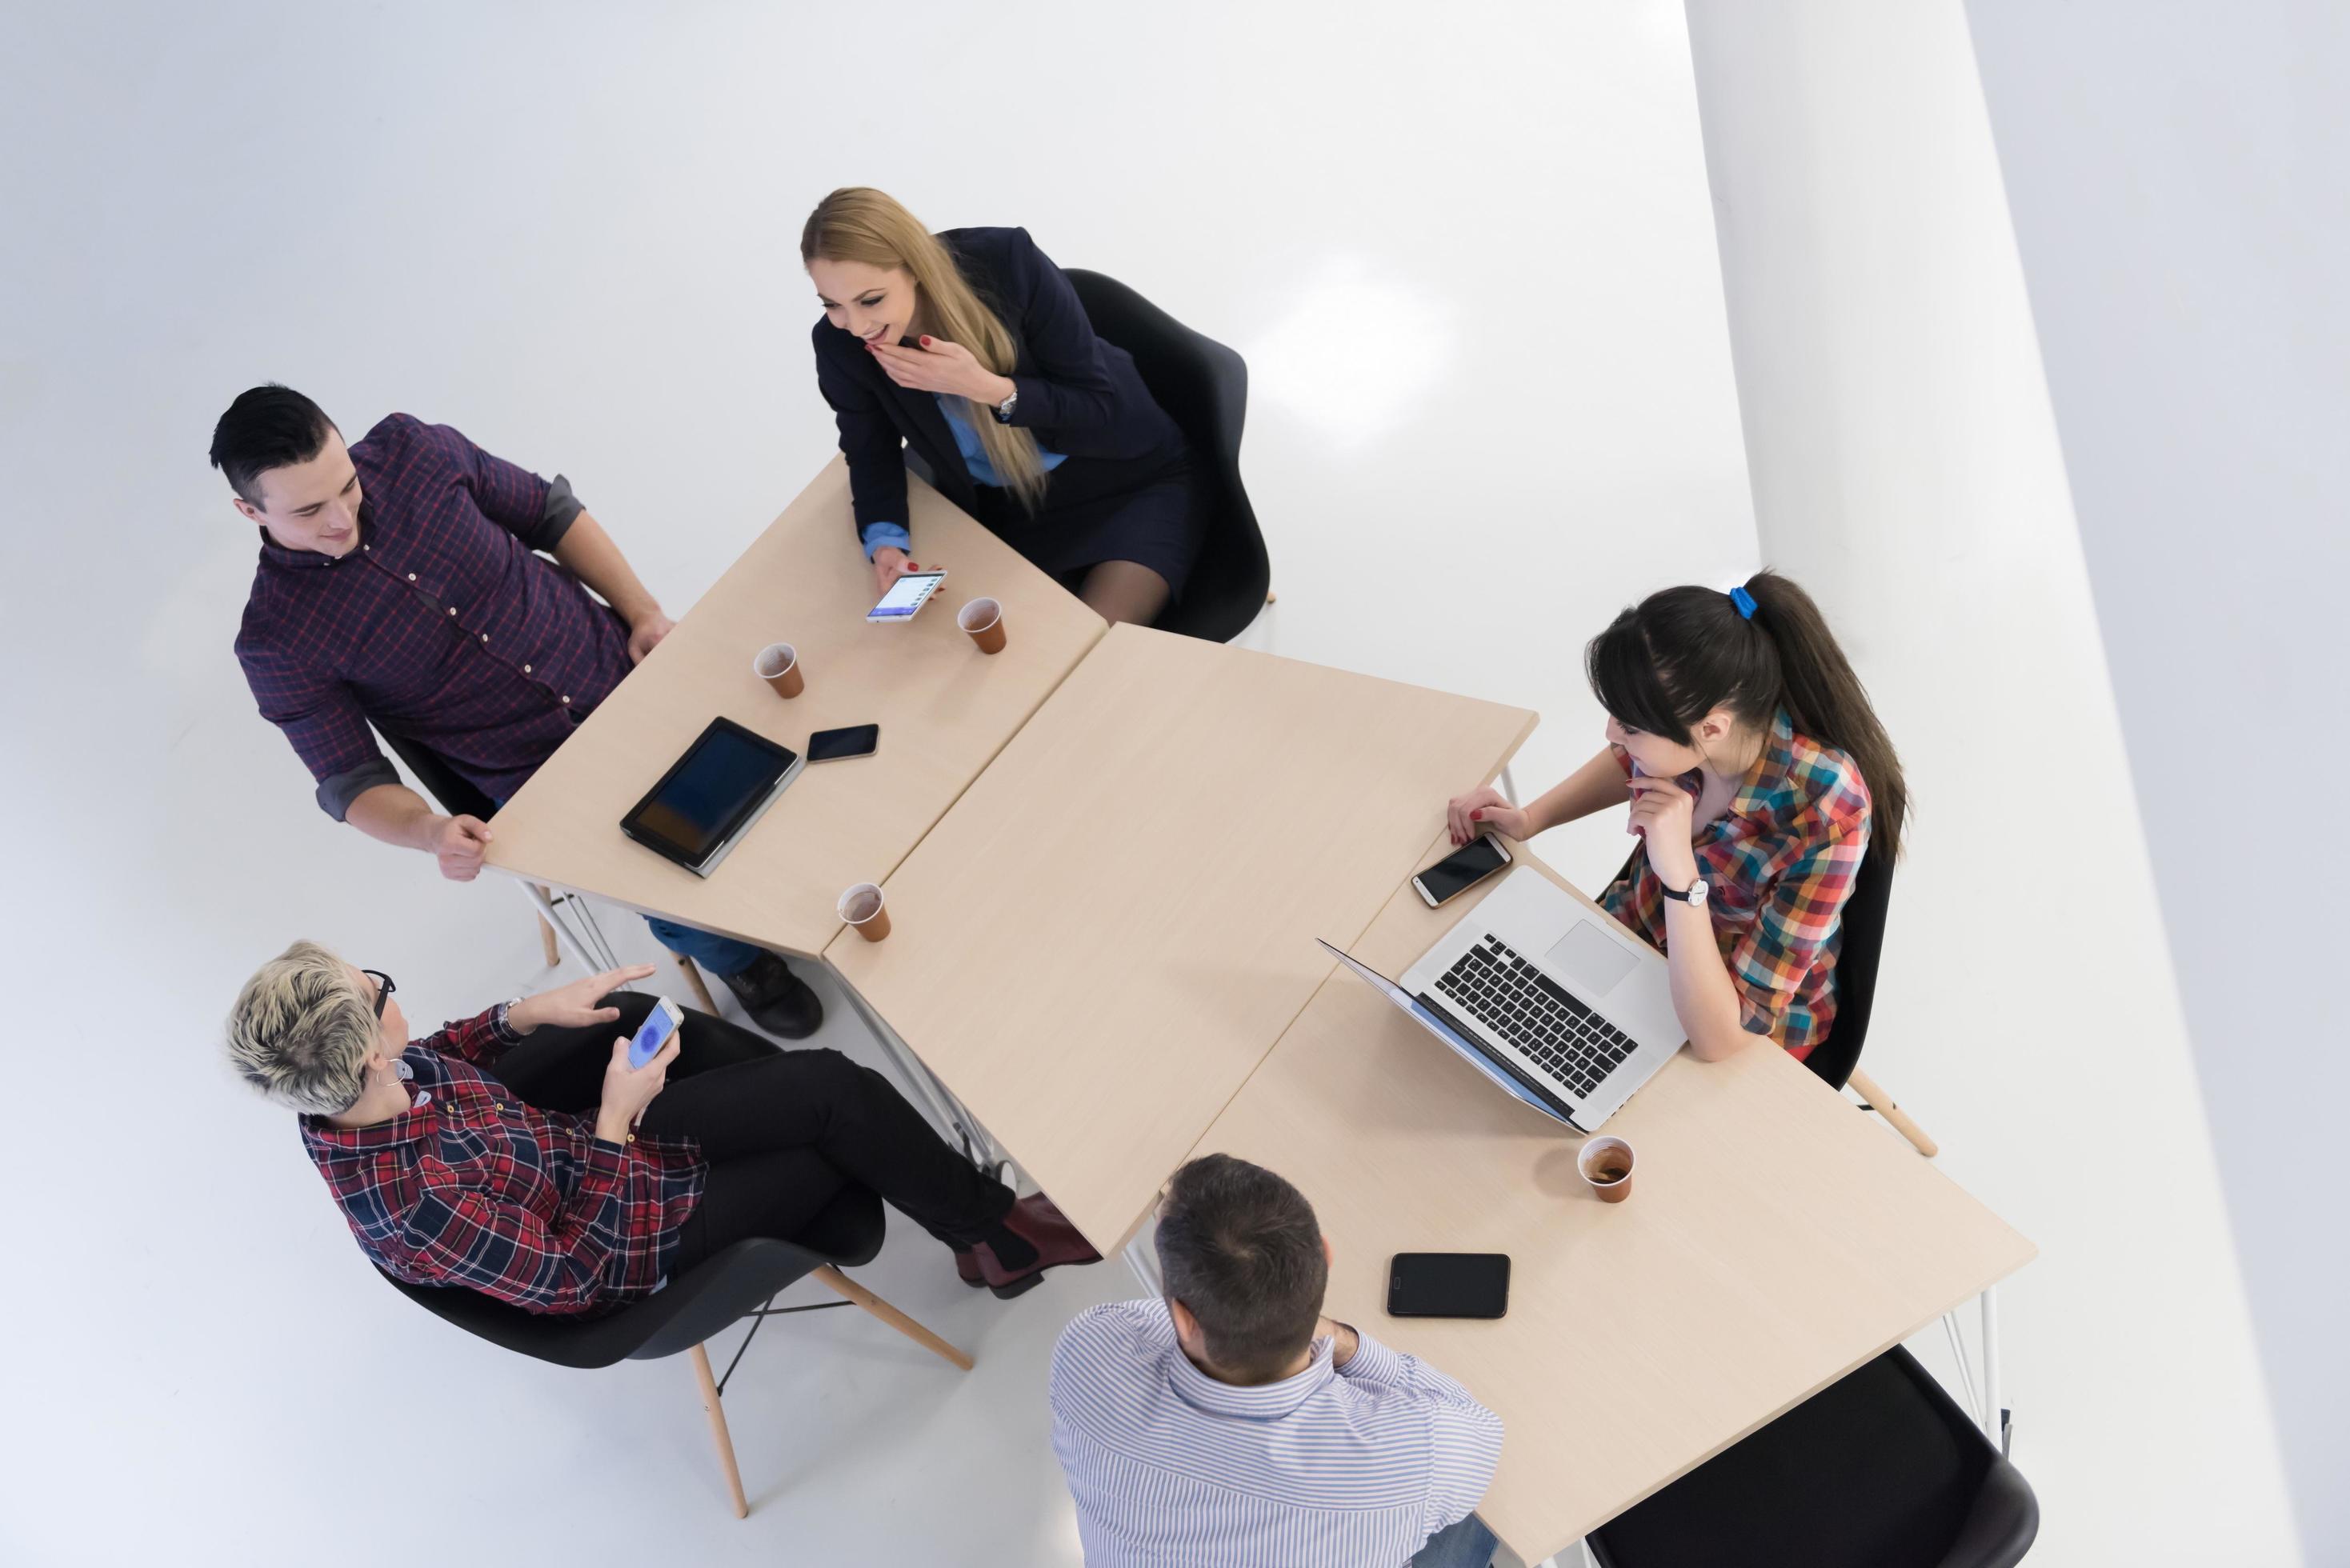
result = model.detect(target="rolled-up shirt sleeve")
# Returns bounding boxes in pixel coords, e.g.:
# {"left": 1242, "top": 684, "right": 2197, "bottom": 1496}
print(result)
{"left": 531, "top": 474, "right": 587, "bottom": 551}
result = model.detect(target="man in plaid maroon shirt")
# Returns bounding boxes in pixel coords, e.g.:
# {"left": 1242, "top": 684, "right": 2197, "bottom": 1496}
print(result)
{"left": 214, "top": 383, "right": 820, "bottom": 1037}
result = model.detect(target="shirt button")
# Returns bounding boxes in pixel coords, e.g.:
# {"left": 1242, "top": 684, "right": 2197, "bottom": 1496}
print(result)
{"left": 448, "top": 606, "right": 458, "bottom": 617}
{"left": 522, "top": 664, "right": 533, "bottom": 674}
{"left": 406, "top": 572, "right": 418, "bottom": 582}
{"left": 480, "top": 633, "right": 489, "bottom": 643}
{"left": 560, "top": 695, "right": 572, "bottom": 706}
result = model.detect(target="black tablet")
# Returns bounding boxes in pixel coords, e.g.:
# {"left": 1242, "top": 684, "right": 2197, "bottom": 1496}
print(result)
{"left": 619, "top": 718, "right": 803, "bottom": 877}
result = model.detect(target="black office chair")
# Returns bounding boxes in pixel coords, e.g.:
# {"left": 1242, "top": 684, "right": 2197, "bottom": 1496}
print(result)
{"left": 1809, "top": 848, "right": 1936, "bottom": 1156}
{"left": 1586, "top": 1345, "right": 2038, "bottom": 1568}
{"left": 379, "top": 1182, "right": 972, "bottom": 1518}
{"left": 1063, "top": 268, "right": 1271, "bottom": 643}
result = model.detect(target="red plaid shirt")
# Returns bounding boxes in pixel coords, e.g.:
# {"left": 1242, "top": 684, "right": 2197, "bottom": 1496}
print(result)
{"left": 1601, "top": 709, "right": 1872, "bottom": 1059}
{"left": 234, "top": 412, "right": 636, "bottom": 817}
{"left": 300, "top": 1008, "right": 705, "bottom": 1316}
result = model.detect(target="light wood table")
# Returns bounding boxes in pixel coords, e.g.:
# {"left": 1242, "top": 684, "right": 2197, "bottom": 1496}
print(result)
{"left": 483, "top": 458, "right": 1107, "bottom": 960}
{"left": 1187, "top": 840, "right": 2036, "bottom": 1564}
{"left": 825, "top": 623, "right": 1537, "bottom": 1250}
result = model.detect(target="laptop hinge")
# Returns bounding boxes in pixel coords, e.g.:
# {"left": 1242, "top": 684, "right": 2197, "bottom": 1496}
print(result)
{"left": 1415, "top": 991, "right": 1583, "bottom": 1127}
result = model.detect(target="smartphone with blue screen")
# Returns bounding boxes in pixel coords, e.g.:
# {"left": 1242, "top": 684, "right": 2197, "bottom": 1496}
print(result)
{"left": 628, "top": 997, "right": 684, "bottom": 1068}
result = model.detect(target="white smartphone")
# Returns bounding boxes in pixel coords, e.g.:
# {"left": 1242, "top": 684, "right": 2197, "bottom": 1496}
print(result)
{"left": 1412, "top": 836, "right": 1514, "bottom": 908}
{"left": 627, "top": 997, "right": 684, "bottom": 1068}
{"left": 867, "top": 570, "right": 947, "bottom": 623}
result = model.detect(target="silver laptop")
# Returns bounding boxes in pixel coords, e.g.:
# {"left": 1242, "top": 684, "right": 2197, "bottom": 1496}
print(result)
{"left": 1319, "top": 866, "right": 1683, "bottom": 1130}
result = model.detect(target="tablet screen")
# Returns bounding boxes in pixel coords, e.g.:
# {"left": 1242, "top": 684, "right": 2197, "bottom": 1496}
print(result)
{"left": 622, "top": 721, "right": 795, "bottom": 866}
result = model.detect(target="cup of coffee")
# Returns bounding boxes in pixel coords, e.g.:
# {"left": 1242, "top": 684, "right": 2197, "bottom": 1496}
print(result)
{"left": 958, "top": 598, "right": 1007, "bottom": 655}
{"left": 753, "top": 642, "right": 804, "bottom": 698}
{"left": 1579, "top": 1135, "right": 1635, "bottom": 1203}
{"left": 839, "top": 882, "right": 891, "bottom": 942}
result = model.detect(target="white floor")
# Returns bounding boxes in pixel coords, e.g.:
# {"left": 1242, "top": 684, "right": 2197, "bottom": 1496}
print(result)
{"left": 0, "top": 2, "right": 2300, "bottom": 1563}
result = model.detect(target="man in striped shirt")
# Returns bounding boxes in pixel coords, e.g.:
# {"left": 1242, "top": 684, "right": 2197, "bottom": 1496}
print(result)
{"left": 1051, "top": 1155, "right": 1503, "bottom": 1566}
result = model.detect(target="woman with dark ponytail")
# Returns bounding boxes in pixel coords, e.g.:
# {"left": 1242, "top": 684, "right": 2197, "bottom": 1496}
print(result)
{"left": 1445, "top": 571, "right": 1906, "bottom": 1062}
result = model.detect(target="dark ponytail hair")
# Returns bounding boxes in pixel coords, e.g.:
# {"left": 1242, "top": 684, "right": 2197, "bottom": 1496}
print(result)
{"left": 1584, "top": 570, "right": 1907, "bottom": 858}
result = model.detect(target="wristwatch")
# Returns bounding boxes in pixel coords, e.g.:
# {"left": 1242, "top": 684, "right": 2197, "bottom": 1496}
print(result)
{"left": 991, "top": 389, "right": 1018, "bottom": 424}
{"left": 1659, "top": 876, "right": 1710, "bottom": 910}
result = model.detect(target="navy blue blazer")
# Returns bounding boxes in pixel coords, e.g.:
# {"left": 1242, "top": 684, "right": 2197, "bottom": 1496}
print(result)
{"left": 811, "top": 226, "right": 1185, "bottom": 542}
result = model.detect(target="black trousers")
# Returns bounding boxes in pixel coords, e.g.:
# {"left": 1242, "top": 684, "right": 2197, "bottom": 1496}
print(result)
{"left": 490, "top": 993, "right": 1015, "bottom": 1274}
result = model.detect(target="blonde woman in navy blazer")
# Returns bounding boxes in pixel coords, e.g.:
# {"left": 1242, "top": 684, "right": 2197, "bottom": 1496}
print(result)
{"left": 803, "top": 186, "right": 1199, "bottom": 626}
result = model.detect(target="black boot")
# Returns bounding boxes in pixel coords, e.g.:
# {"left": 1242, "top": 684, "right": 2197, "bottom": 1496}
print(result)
{"left": 718, "top": 951, "right": 823, "bottom": 1039}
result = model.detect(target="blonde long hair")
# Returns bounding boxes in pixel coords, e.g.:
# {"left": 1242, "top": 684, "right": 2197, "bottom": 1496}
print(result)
{"left": 802, "top": 187, "right": 1050, "bottom": 511}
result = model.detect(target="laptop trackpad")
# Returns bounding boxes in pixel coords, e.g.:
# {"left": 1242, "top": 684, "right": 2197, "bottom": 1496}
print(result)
{"left": 1544, "top": 921, "right": 1639, "bottom": 998}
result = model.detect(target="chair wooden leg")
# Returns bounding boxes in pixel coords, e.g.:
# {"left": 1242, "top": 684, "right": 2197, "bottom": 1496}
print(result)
{"left": 536, "top": 893, "right": 560, "bottom": 968}
{"left": 679, "top": 956, "right": 720, "bottom": 1017}
{"left": 688, "top": 1343, "right": 750, "bottom": 1518}
{"left": 813, "top": 1265, "right": 974, "bottom": 1371}
{"left": 1848, "top": 1068, "right": 1939, "bottom": 1158}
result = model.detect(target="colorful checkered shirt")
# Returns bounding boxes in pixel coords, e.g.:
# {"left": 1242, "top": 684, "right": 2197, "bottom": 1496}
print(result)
{"left": 234, "top": 412, "right": 635, "bottom": 818}
{"left": 299, "top": 1007, "right": 706, "bottom": 1316}
{"left": 1601, "top": 709, "right": 1872, "bottom": 1059}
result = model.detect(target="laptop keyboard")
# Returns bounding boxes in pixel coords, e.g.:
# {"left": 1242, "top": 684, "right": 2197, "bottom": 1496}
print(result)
{"left": 1435, "top": 935, "right": 1637, "bottom": 1102}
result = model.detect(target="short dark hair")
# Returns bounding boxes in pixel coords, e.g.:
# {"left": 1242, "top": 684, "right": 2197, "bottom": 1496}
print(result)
{"left": 210, "top": 384, "right": 336, "bottom": 505}
{"left": 1155, "top": 1154, "right": 1327, "bottom": 1380}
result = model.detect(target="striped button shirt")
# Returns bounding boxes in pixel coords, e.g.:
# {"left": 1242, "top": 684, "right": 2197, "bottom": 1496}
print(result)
{"left": 1051, "top": 1298, "right": 1503, "bottom": 1567}
{"left": 1601, "top": 706, "right": 1872, "bottom": 1058}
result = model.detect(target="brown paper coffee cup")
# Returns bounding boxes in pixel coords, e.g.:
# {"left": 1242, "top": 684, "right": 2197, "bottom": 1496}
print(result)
{"left": 959, "top": 598, "right": 1007, "bottom": 655}
{"left": 754, "top": 642, "right": 804, "bottom": 698}
{"left": 839, "top": 882, "right": 890, "bottom": 942}
{"left": 1579, "top": 1135, "right": 1635, "bottom": 1204}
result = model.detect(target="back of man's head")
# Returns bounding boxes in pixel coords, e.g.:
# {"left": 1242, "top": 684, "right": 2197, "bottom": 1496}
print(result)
{"left": 210, "top": 383, "right": 335, "bottom": 505}
{"left": 1155, "top": 1154, "right": 1327, "bottom": 1382}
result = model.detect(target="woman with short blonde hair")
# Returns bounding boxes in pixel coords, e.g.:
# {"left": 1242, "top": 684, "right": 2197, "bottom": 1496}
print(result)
{"left": 226, "top": 945, "right": 1099, "bottom": 1312}
{"left": 803, "top": 186, "right": 1201, "bottom": 626}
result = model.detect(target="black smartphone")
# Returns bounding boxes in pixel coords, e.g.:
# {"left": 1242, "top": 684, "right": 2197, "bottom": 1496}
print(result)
{"left": 1412, "top": 835, "right": 1513, "bottom": 908}
{"left": 1387, "top": 1253, "right": 1511, "bottom": 1319}
{"left": 807, "top": 723, "right": 881, "bottom": 762}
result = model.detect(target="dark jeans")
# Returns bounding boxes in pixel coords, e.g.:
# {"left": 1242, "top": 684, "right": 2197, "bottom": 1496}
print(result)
{"left": 490, "top": 993, "right": 1015, "bottom": 1270}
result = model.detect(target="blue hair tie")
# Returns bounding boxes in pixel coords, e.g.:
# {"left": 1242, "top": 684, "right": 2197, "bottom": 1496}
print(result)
{"left": 1729, "top": 585, "right": 1758, "bottom": 620}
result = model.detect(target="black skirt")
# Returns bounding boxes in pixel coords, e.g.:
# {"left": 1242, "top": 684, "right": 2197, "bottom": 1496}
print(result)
{"left": 968, "top": 444, "right": 1204, "bottom": 599}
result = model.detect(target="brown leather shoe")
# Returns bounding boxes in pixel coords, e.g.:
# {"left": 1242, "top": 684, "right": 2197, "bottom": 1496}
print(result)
{"left": 952, "top": 1247, "right": 985, "bottom": 1289}
{"left": 972, "top": 1193, "right": 1102, "bottom": 1298}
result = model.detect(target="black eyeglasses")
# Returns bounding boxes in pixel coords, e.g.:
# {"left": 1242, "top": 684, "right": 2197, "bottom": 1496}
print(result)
{"left": 362, "top": 969, "right": 396, "bottom": 1019}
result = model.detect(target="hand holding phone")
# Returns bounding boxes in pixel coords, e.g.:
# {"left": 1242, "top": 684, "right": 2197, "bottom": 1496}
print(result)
{"left": 628, "top": 997, "right": 684, "bottom": 1067}
{"left": 868, "top": 569, "right": 947, "bottom": 623}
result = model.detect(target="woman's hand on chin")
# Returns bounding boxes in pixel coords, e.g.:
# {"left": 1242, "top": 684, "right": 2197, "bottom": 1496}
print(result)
{"left": 870, "top": 335, "right": 1011, "bottom": 403}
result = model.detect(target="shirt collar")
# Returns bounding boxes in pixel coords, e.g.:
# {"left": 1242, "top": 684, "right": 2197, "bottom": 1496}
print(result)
{"left": 254, "top": 498, "right": 375, "bottom": 570}
{"left": 1167, "top": 1332, "right": 1338, "bottom": 1421}
{"left": 300, "top": 1050, "right": 434, "bottom": 1150}
{"left": 1728, "top": 706, "right": 1798, "bottom": 822}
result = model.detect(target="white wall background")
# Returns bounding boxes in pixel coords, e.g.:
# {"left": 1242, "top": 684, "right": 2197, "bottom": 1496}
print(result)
{"left": 0, "top": 2, "right": 1754, "bottom": 1562}
{"left": 1683, "top": 1, "right": 2302, "bottom": 1562}
{"left": 1960, "top": 4, "right": 2350, "bottom": 1556}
